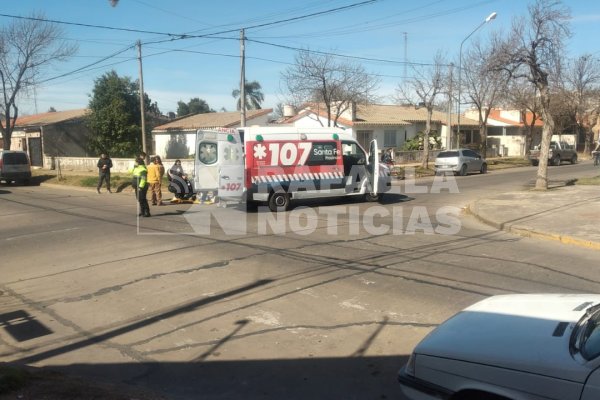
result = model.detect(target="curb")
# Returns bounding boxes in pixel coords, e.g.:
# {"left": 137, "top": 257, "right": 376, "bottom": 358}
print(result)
{"left": 466, "top": 203, "right": 600, "bottom": 251}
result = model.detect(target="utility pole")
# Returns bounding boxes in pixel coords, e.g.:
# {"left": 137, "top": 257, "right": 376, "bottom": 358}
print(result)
{"left": 240, "top": 29, "right": 246, "bottom": 127}
{"left": 403, "top": 32, "right": 408, "bottom": 81}
{"left": 447, "top": 63, "right": 454, "bottom": 149}
{"left": 137, "top": 40, "right": 147, "bottom": 158}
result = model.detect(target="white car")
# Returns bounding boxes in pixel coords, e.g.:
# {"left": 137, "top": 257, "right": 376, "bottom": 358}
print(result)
{"left": 399, "top": 294, "right": 600, "bottom": 400}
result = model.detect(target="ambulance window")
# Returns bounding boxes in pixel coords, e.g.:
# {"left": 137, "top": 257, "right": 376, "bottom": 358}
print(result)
{"left": 342, "top": 141, "right": 365, "bottom": 161}
{"left": 306, "top": 142, "right": 339, "bottom": 165}
{"left": 199, "top": 142, "right": 218, "bottom": 165}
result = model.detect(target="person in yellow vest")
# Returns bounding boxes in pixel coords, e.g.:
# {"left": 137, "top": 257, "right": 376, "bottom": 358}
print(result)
{"left": 131, "top": 157, "right": 151, "bottom": 217}
{"left": 147, "top": 155, "right": 165, "bottom": 206}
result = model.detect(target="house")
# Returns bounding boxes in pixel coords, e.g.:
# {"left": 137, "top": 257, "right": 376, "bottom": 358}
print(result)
{"left": 152, "top": 109, "right": 272, "bottom": 159}
{"left": 464, "top": 108, "right": 548, "bottom": 156}
{"left": 279, "top": 103, "right": 480, "bottom": 153}
{"left": 3, "top": 109, "right": 91, "bottom": 167}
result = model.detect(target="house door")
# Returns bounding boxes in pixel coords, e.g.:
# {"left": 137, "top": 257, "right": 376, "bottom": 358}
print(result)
{"left": 357, "top": 130, "right": 373, "bottom": 151}
{"left": 28, "top": 137, "right": 43, "bottom": 166}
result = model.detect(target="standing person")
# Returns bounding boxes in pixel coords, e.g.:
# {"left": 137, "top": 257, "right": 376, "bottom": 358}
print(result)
{"left": 96, "top": 153, "right": 113, "bottom": 194}
{"left": 131, "top": 157, "right": 151, "bottom": 217}
{"left": 147, "top": 155, "right": 165, "bottom": 206}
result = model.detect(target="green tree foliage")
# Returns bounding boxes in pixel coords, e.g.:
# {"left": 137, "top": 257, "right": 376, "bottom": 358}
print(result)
{"left": 176, "top": 101, "right": 189, "bottom": 116}
{"left": 86, "top": 70, "right": 156, "bottom": 157}
{"left": 232, "top": 80, "right": 264, "bottom": 111}
{"left": 176, "top": 97, "right": 213, "bottom": 116}
{"left": 401, "top": 131, "right": 442, "bottom": 151}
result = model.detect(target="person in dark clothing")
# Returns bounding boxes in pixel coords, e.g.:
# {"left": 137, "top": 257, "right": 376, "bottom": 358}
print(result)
{"left": 96, "top": 153, "right": 113, "bottom": 193}
{"left": 381, "top": 148, "right": 393, "bottom": 165}
{"left": 131, "top": 157, "right": 151, "bottom": 217}
{"left": 168, "top": 159, "right": 196, "bottom": 199}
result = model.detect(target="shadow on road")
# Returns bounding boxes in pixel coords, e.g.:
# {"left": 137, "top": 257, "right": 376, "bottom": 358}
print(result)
{"left": 22, "top": 355, "right": 409, "bottom": 399}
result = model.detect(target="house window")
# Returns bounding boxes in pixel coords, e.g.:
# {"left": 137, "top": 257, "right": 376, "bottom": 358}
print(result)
{"left": 384, "top": 130, "right": 397, "bottom": 147}
{"left": 356, "top": 130, "right": 373, "bottom": 150}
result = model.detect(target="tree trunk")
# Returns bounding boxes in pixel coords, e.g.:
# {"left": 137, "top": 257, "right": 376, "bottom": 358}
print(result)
{"left": 525, "top": 124, "right": 534, "bottom": 157}
{"left": 421, "top": 108, "right": 432, "bottom": 169}
{"left": 584, "top": 128, "right": 592, "bottom": 155}
{"left": 535, "top": 89, "right": 554, "bottom": 190}
{"left": 480, "top": 124, "right": 488, "bottom": 158}
{"left": 1, "top": 115, "right": 13, "bottom": 150}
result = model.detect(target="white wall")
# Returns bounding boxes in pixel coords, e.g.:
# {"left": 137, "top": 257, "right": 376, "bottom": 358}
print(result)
{"left": 486, "top": 134, "right": 577, "bottom": 157}
{"left": 153, "top": 114, "right": 273, "bottom": 159}
{"left": 42, "top": 156, "right": 195, "bottom": 174}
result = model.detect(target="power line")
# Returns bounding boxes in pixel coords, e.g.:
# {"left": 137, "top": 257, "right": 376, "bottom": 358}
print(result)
{"left": 246, "top": 38, "right": 443, "bottom": 67}
{"left": 0, "top": 1, "right": 379, "bottom": 41}
{"left": 37, "top": 44, "right": 136, "bottom": 84}
{"left": 251, "top": 0, "right": 494, "bottom": 40}
{"left": 141, "top": 46, "right": 409, "bottom": 80}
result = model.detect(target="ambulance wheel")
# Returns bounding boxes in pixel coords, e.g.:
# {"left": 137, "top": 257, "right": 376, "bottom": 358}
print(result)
{"left": 364, "top": 193, "right": 380, "bottom": 202}
{"left": 268, "top": 191, "right": 290, "bottom": 212}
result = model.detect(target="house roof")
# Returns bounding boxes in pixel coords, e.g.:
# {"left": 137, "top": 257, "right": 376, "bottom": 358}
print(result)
{"left": 281, "top": 103, "right": 480, "bottom": 127}
{"left": 453, "top": 114, "right": 480, "bottom": 127}
{"left": 153, "top": 109, "right": 272, "bottom": 132}
{"left": 355, "top": 104, "right": 449, "bottom": 126}
{"left": 15, "top": 109, "right": 89, "bottom": 127}
{"left": 487, "top": 109, "right": 544, "bottom": 127}
{"left": 282, "top": 108, "right": 355, "bottom": 127}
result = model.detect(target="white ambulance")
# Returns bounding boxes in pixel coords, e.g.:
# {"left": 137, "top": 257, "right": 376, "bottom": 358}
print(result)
{"left": 193, "top": 127, "right": 391, "bottom": 211}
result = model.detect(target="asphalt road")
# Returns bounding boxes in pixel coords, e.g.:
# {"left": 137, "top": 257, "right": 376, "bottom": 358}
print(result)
{"left": 0, "top": 162, "right": 599, "bottom": 399}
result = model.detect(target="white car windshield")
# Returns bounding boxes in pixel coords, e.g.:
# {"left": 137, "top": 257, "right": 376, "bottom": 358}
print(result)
{"left": 581, "top": 307, "right": 600, "bottom": 360}
{"left": 572, "top": 305, "right": 600, "bottom": 360}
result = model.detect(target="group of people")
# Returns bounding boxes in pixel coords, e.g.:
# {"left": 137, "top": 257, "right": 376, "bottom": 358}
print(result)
{"left": 96, "top": 152, "right": 194, "bottom": 218}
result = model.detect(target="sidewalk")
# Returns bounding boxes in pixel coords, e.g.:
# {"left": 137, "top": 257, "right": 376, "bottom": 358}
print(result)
{"left": 468, "top": 185, "right": 600, "bottom": 250}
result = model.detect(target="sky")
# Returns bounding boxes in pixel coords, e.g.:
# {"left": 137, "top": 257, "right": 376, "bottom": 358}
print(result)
{"left": 2, "top": 0, "right": 599, "bottom": 117}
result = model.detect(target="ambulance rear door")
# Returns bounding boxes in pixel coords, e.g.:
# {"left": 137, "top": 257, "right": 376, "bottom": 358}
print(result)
{"left": 218, "top": 133, "right": 245, "bottom": 201}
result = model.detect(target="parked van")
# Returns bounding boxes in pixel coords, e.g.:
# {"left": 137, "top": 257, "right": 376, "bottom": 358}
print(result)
{"left": 0, "top": 150, "right": 31, "bottom": 184}
{"left": 193, "top": 127, "right": 391, "bottom": 211}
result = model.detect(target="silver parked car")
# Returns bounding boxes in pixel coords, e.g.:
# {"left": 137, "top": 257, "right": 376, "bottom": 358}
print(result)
{"left": 0, "top": 150, "right": 32, "bottom": 184}
{"left": 434, "top": 149, "right": 487, "bottom": 176}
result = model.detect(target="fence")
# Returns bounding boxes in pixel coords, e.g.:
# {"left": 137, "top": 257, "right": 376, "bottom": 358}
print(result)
{"left": 46, "top": 152, "right": 447, "bottom": 172}
{"left": 43, "top": 156, "right": 195, "bottom": 174}
{"left": 392, "top": 150, "right": 443, "bottom": 164}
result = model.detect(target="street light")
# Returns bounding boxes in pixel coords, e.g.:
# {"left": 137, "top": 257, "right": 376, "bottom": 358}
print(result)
{"left": 455, "top": 11, "right": 497, "bottom": 149}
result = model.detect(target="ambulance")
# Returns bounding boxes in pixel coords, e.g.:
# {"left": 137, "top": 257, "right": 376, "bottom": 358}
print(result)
{"left": 193, "top": 126, "right": 391, "bottom": 211}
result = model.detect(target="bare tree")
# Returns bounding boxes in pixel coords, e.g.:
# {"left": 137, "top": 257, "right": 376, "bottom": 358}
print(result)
{"left": 0, "top": 13, "right": 77, "bottom": 150}
{"left": 504, "top": 77, "right": 541, "bottom": 156}
{"left": 492, "top": 0, "right": 570, "bottom": 190}
{"left": 562, "top": 54, "right": 600, "bottom": 154}
{"left": 281, "top": 50, "right": 379, "bottom": 127}
{"left": 462, "top": 36, "right": 509, "bottom": 158}
{"left": 396, "top": 52, "right": 446, "bottom": 168}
